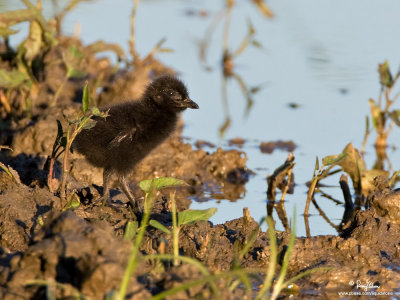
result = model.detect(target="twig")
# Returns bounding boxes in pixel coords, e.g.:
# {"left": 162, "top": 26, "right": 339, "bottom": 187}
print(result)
{"left": 361, "top": 116, "right": 370, "bottom": 158}
{"left": 129, "top": 0, "right": 141, "bottom": 64}
{"left": 339, "top": 174, "right": 353, "bottom": 211}
{"left": 59, "top": 125, "right": 75, "bottom": 203}
{"left": 0, "top": 90, "right": 11, "bottom": 113}
{"left": 304, "top": 177, "right": 317, "bottom": 216}
{"left": 304, "top": 214, "right": 311, "bottom": 238}
{"left": 51, "top": 76, "right": 68, "bottom": 107}
{"left": 311, "top": 198, "right": 338, "bottom": 231}
{"left": 222, "top": 1, "right": 233, "bottom": 53}
{"left": 280, "top": 168, "right": 293, "bottom": 202}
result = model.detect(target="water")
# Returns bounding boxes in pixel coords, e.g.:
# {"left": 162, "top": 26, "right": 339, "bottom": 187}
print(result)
{"left": 3, "top": 0, "right": 400, "bottom": 236}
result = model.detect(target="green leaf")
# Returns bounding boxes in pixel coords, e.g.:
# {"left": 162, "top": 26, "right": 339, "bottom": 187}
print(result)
{"left": 369, "top": 99, "right": 381, "bottom": 130}
{"left": 82, "top": 83, "right": 89, "bottom": 113}
{"left": 91, "top": 106, "right": 101, "bottom": 116}
{"left": 250, "top": 85, "right": 262, "bottom": 94}
{"left": 64, "top": 45, "right": 86, "bottom": 78}
{"left": 63, "top": 195, "right": 80, "bottom": 211}
{"left": 37, "top": 216, "right": 44, "bottom": 226}
{"left": 237, "top": 272, "right": 252, "bottom": 290}
{"left": 149, "top": 220, "right": 171, "bottom": 234}
{"left": 56, "top": 120, "right": 63, "bottom": 139}
{"left": 388, "top": 110, "right": 400, "bottom": 127}
{"left": 178, "top": 207, "right": 217, "bottom": 226}
{"left": 251, "top": 40, "right": 264, "bottom": 49}
{"left": 0, "top": 9, "right": 36, "bottom": 27}
{"left": 0, "top": 162, "right": 12, "bottom": 178}
{"left": 322, "top": 152, "right": 347, "bottom": 166}
{"left": 378, "top": 60, "right": 393, "bottom": 88}
{"left": 0, "top": 69, "right": 29, "bottom": 89}
{"left": 313, "top": 156, "right": 319, "bottom": 177}
{"left": 337, "top": 143, "right": 366, "bottom": 195}
{"left": 68, "top": 45, "right": 84, "bottom": 60}
{"left": 139, "top": 177, "right": 187, "bottom": 193}
{"left": 66, "top": 67, "right": 87, "bottom": 79}
{"left": 81, "top": 119, "right": 97, "bottom": 130}
{"left": 0, "top": 27, "right": 19, "bottom": 36}
{"left": 104, "top": 290, "right": 121, "bottom": 300}
{"left": 123, "top": 220, "right": 138, "bottom": 240}
{"left": 23, "top": 20, "right": 43, "bottom": 63}
{"left": 70, "top": 199, "right": 80, "bottom": 209}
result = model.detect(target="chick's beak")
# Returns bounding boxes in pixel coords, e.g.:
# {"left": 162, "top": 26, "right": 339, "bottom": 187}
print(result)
{"left": 184, "top": 98, "right": 199, "bottom": 109}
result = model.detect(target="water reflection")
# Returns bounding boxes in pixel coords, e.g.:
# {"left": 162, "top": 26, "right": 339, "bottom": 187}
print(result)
{"left": 197, "top": 1, "right": 271, "bottom": 137}
{"left": 266, "top": 153, "right": 295, "bottom": 232}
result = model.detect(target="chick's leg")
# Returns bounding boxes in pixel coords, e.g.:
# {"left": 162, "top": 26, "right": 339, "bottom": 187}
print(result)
{"left": 119, "top": 175, "right": 138, "bottom": 211}
{"left": 100, "top": 168, "right": 112, "bottom": 207}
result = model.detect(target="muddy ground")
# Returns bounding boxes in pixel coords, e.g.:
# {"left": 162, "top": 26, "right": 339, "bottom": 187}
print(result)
{"left": 1, "top": 36, "right": 400, "bottom": 299}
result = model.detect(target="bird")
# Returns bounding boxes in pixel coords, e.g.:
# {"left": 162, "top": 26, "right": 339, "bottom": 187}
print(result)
{"left": 73, "top": 75, "right": 199, "bottom": 211}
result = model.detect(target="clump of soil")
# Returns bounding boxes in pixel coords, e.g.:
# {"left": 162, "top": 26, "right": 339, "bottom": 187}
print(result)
{"left": 260, "top": 140, "right": 296, "bottom": 154}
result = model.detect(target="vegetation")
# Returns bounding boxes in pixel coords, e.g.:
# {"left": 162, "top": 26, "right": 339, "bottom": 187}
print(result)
{"left": 115, "top": 181, "right": 318, "bottom": 300}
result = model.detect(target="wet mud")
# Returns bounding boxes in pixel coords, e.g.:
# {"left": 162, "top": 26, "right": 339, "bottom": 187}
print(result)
{"left": 1, "top": 37, "right": 400, "bottom": 299}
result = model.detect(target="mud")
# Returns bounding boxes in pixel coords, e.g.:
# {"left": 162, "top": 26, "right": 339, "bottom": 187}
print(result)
{"left": 260, "top": 140, "right": 296, "bottom": 154}
{"left": 1, "top": 171, "right": 400, "bottom": 299}
{"left": 1, "top": 35, "right": 400, "bottom": 299}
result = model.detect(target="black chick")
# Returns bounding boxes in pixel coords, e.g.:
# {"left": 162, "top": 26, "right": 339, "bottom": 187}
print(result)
{"left": 73, "top": 75, "right": 199, "bottom": 210}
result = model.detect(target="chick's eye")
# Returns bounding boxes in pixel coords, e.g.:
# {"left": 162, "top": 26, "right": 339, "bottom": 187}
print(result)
{"left": 169, "top": 91, "right": 174, "bottom": 96}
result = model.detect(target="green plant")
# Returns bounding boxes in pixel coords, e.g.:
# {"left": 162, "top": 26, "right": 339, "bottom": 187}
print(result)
{"left": 0, "top": 146, "right": 21, "bottom": 184}
{"left": 0, "top": 0, "right": 123, "bottom": 118}
{"left": 303, "top": 142, "right": 400, "bottom": 236}
{"left": 256, "top": 213, "right": 325, "bottom": 300}
{"left": 304, "top": 152, "right": 347, "bottom": 216}
{"left": 305, "top": 143, "right": 395, "bottom": 211}
{"left": 146, "top": 254, "right": 221, "bottom": 299}
{"left": 148, "top": 211, "right": 324, "bottom": 300}
{"left": 47, "top": 82, "right": 108, "bottom": 204}
{"left": 367, "top": 61, "right": 400, "bottom": 148}
{"left": 112, "top": 191, "right": 324, "bottom": 300}
{"left": 51, "top": 45, "right": 87, "bottom": 106}
{"left": 149, "top": 192, "right": 217, "bottom": 266}
{"left": 117, "top": 177, "right": 187, "bottom": 300}
{"left": 0, "top": 0, "right": 57, "bottom": 117}
{"left": 123, "top": 220, "right": 138, "bottom": 241}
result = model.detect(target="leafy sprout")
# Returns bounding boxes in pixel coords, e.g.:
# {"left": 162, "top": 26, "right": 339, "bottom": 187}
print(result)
{"left": 47, "top": 81, "right": 108, "bottom": 204}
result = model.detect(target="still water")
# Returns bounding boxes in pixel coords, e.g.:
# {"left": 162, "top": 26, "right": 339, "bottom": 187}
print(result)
{"left": 3, "top": 0, "right": 400, "bottom": 236}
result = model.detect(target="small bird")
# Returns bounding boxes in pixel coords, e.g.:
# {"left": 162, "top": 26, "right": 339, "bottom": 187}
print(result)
{"left": 73, "top": 75, "right": 199, "bottom": 210}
